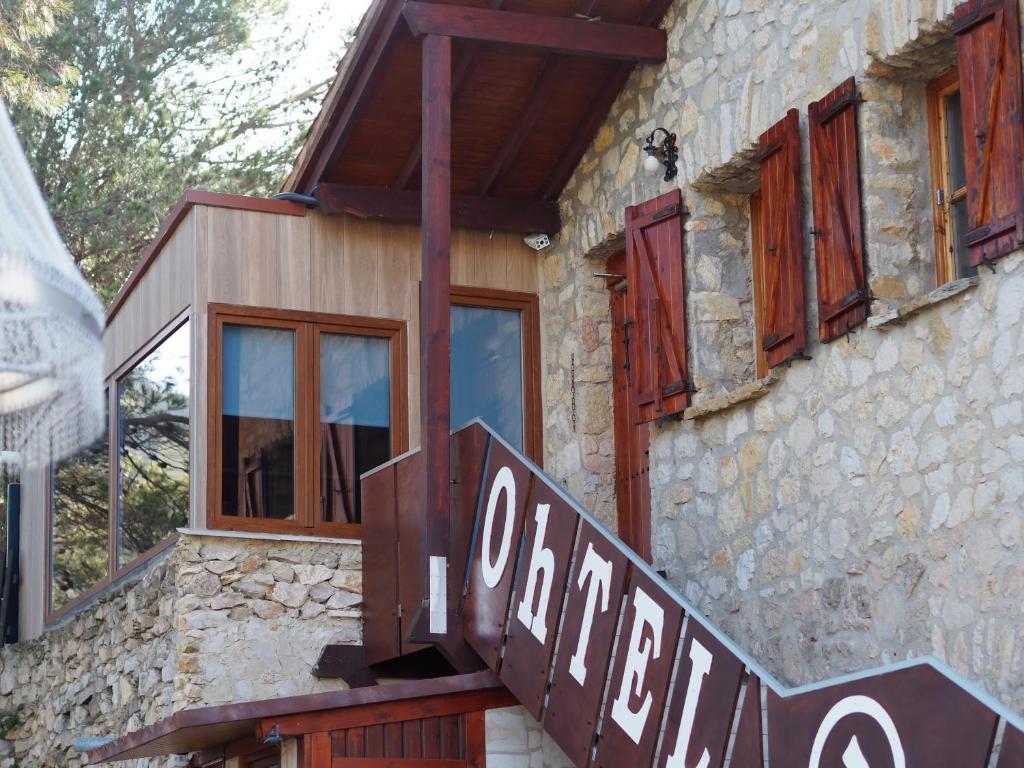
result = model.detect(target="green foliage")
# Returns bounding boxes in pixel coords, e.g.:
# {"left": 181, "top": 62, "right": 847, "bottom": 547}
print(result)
{"left": 9, "top": 0, "right": 343, "bottom": 302}
{"left": 0, "top": 0, "right": 78, "bottom": 112}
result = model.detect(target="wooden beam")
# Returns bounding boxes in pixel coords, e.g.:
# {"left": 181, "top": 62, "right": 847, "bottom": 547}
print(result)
{"left": 402, "top": 2, "right": 667, "bottom": 62}
{"left": 313, "top": 183, "right": 561, "bottom": 233}
{"left": 394, "top": 0, "right": 508, "bottom": 190}
{"left": 420, "top": 32, "right": 452, "bottom": 639}
{"left": 478, "top": 56, "right": 562, "bottom": 195}
{"left": 298, "top": 1, "right": 406, "bottom": 193}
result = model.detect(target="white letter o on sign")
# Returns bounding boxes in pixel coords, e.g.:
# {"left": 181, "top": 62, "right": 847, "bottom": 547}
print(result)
{"left": 481, "top": 466, "right": 516, "bottom": 589}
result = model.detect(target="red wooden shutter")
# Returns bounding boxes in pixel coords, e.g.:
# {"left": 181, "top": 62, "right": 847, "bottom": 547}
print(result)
{"left": 756, "top": 108, "right": 807, "bottom": 368}
{"left": 808, "top": 77, "right": 868, "bottom": 342}
{"left": 955, "top": 0, "right": 1024, "bottom": 266}
{"left": 624, "top": 189, "right": 690, "bottom": 423}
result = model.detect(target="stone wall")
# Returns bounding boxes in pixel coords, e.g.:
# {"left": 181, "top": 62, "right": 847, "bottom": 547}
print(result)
{"left": 539, "top": 0, "right": 1024, "bottom": 732}
{"left": 0, "top": 533, "right": 361, "bottom": 767}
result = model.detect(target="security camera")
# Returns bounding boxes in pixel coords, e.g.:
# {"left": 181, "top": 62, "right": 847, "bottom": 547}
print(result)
{"left": 523, "top": 233, "right": 551, "bottom": 251}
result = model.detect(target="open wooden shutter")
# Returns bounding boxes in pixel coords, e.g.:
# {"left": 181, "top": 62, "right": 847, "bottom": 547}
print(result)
{"left": 809, "top": 77, "right": 868, "bottom": 342}
{"left": 624, "top": 189, "right": 690, "bottom": 423}
{"left": 955, "top": 0, "right": 1024, "bottom": 266}
{"left": 755, "top": 109, "right": 807, "bottom": 368}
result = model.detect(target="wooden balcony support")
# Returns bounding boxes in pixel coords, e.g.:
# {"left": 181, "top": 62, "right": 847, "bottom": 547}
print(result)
{"left": 420, "top": 32, "right": 452, "bottom": 639}
{"left": 402, "top": 2, "right": 667, "bottom": 62}
{"left": 312, "top": 183, "right": 560, "bottom": 234}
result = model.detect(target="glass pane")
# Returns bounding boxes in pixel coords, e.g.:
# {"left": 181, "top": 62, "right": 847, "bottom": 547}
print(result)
{"left": 117, "top": 321, "right": 190, "bottom": 568}
{"left": 451, "top": 304, "right": 525, "bottom": 450}
{"left": 945, "top": 90, "right": 967, "bottom": 192}
{"left": 221, "top": 324, "right": 295, "bottom": 521}
{"left": 951, "top": 197, "right": 977, "bottom": 279}
{"left": 52, "top": 399, "right": 109, "bottom": 610}
{"left": 320, "top": 333, "right": 391, "bottom": 524}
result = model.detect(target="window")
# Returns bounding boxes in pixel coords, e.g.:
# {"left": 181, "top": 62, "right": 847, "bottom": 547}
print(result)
{"left": 49, "top": 393, "right": 110, "bottom": 615}
{"left": 928, "top": 69, "right": 976, "bottom": 285}
{"left": 450, "top": 287, "right": 542, "bottom": 460}
{"left": 47, "top": 315, "right": 191, "bottom": 620}
{"left": 210, "top": 305, "right": 407, "bottom": 536}
{"left": 116, "top": 320, "right": 190, "bottom": 569}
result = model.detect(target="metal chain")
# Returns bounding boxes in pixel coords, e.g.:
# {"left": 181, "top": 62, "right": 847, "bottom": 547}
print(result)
{"left": 570, "top": 353, "right": 577, "bottom": 433}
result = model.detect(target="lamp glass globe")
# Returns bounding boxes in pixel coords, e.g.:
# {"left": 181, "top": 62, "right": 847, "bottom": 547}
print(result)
{"left": 643, "top": 153, "right": 661, "bottom": 174}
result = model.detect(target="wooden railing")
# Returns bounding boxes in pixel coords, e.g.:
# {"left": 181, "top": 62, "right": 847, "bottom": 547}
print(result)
{"left": 362, "top": 421, "right": 1023, "bottom": 767}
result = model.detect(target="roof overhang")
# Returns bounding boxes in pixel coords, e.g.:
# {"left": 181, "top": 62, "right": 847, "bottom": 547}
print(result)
{"left": 86, "top": 671, "right": 512, "bottom": 763}
{"left": 283, "top": 0, "right": 674, "bottom": 235}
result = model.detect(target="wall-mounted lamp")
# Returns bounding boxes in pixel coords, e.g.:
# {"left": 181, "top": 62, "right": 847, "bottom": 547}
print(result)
{"left": 642, "top": 127, "right": 678, "bottom": 182}
{"left": 264, "top": 725, "right": 283, "bottom": 745}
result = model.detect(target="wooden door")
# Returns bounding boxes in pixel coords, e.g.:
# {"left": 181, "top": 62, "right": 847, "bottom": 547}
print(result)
{"left": 608, "top": 252, "right": 652, "bottom": 563}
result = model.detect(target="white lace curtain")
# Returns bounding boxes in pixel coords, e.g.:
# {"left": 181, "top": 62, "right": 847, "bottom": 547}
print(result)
{"left": 0, "top": 99, "right": 104, "bottom": 468}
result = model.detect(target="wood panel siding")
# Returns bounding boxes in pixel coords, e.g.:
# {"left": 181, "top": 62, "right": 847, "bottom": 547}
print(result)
{"left": 103, "top": 210, "right": 195, "bottom": 379}
{"left": 192, "top": 207, "right": 539, "bottom": 527}
{"left": 21, "top": 193, "right": 539, "bottom": 640}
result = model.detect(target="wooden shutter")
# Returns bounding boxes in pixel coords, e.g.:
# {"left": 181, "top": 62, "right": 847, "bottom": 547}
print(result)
{"left": 624, "top": 189, "right": 690, "bottom": 423}
{"left": 955, "top": 0, "right": 1024, "bottom": 266}
{"left": 808, "top": 77, "right": 868, "bottom": 342}
{"left": 755, "top": 109, "right": 807, "bottom": 369}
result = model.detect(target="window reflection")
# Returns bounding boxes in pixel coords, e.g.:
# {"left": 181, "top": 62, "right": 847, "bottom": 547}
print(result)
{"left": 319, "top": 333, "right": 391, "bottom": 524}
{"left": 221, "top": 324, "right": 295, "bottom": 520}
{"left": 52, "top": 398, "right": 109, "bottom": 610}
{"left": 117, "top": 321, "right": 190, "bottom": 567}
{"left": 451, "top": 305, "right": 524, "bottom": 450}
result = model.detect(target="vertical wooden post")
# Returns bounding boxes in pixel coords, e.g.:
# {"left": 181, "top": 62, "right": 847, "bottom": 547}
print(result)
{"left": 421, "top": 33, "right": 452, "bottom": 635}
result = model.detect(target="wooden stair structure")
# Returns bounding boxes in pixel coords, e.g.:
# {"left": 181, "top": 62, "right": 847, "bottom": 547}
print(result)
{"left": 361, "top": 420, "right": 1024, "bottom": 768}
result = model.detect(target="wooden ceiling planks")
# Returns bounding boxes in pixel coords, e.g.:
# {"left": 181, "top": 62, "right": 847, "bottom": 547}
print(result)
{"left": 289, "top": 0, "right": 667, "bottom": 211}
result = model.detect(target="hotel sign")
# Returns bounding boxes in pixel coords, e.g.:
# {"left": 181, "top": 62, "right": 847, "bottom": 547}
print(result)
{"left": 451, "top": 422, "right": 1022, "bottom": 768}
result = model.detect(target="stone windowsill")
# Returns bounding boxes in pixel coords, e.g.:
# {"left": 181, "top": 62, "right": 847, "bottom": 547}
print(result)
{"left": 177, "top": 527, "right": 361, "bottom": 546}
{"left": 867, "top": 276, "right": 979, "bottom": 330}
{"left": 682, "top": 373, "right": 779, "bottom": 422}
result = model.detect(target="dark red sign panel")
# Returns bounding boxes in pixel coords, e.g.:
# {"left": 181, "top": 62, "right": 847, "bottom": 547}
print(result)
{"left": 543, "top": 523, "right": 630, "bottom": 767}
{"left": 499, "top": 480, "right": 578, "bottom": 718}
{"left": 592, "top": 566, "right": 684, "bottom": 768}
{"left": 437, "top": 422, "right": 1020, "bottom": 768}
{"left": 463, "top": 439, "right": 533, "bottom": 669}
{"left": 997, "top": 724, "right": 1024, "bottom": 768}
{"left": 657, "top": 621, "right": 744, "bottom": 768}
{"left": 768, "top": 665, "right": 999, "bottom": 768}
{"left": 729, "top": 674, "right": 764, "bottom": 768}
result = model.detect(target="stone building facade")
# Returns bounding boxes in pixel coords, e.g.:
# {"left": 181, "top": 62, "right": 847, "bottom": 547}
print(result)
{"left": 539, "top": 0, "right": 1024, "bottom": 729}
{"left": 0, "top": 534, "right": 362, "bottom": 766}
{"left": 2, "top": 0, "right": 1022, "bottom": 765}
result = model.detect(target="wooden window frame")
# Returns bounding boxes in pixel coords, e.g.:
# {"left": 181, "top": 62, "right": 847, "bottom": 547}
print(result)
{"left": 46, "top": 311, "right": 190, "bottom": 623}
{"left": 207, "top": 303, "right": 408, "bottom": 538}
{"left": 450, "top": 285, "right": 543, "bottom": 464}
{"left": 928, "top": 68, "right": 968, "bottom": 287}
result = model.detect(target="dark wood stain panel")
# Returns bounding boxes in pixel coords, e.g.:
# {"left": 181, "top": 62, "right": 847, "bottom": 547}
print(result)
{"left": 767, "top": 665, "right": 999, "bottom": 767}
{"left": 728, "top": 674, "right": 764, "bottom": 768}
{"left": 498, "top": 482, "right": 578, "bottom": 718}
{"left": 757, "top": 108, "right": 807, "bottom": 369}
{"left": 996, "top": 723, "right": 1024, "bottom": 768}
{"left": 462, "top": 440, "right": 533, "bottom": 669}
{"left": 361, "top": 463, "right": 401, "bottom": 665}
{"left": 808, "top": 77, "right": 868, "bottom": 342}
{"left": 657, "top": 621, "right": 744, "bottom": 768}
{"left": 543, "top": 522, "right": 630, "bottom": 767}
{"left": 592, "top": 566, "right": 684, "bottom": 768}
